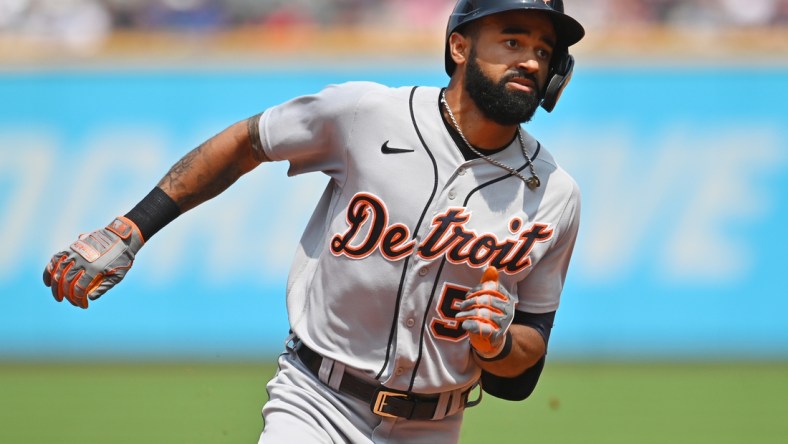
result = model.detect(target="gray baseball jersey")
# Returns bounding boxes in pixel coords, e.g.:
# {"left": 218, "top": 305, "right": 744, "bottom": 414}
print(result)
{"left": 254, "top": 81, "right": 580, "bottom": 395}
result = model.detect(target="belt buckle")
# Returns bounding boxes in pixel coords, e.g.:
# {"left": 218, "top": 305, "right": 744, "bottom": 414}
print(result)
{"left": 372, "top": 389, "right": 409, "bottom": 418}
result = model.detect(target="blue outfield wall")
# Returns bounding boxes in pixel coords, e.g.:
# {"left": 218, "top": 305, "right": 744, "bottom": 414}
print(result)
{"left": 1, "top": 64, "right": 787, "bottom": 360}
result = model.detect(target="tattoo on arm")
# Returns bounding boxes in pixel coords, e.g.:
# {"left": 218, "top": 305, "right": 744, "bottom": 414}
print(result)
{"left": 157, "top": 139, "right": 244, "bottom": 212}
{"left": 156, "top": 115, "right": 267, "bottom": 213}
{"left": 247, "top": 113, "right": 270, "bottom": 162}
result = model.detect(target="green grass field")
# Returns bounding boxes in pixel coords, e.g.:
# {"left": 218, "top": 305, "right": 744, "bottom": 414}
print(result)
{"left": 2, "top": 362, "right": 787, "bottom": 443}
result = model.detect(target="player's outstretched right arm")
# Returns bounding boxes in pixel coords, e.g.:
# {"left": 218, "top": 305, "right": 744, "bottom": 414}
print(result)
{"left": 156, "top": 116, "right": 266, "bottom": 213}
{"left": 42, "top": 115, "right": 267, "bottom": 309}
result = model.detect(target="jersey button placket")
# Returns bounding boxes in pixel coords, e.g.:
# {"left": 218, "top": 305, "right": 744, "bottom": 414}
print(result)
{"left": 448, "top": 190, "right": 457, "bottom": 200}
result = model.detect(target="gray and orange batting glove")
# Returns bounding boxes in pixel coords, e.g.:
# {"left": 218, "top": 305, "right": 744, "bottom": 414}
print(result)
{"left": 43, "top": 217, "right": 144, "bottom": 309}
{"left": 456, "top": 267, "right": 516, "bottom": 359}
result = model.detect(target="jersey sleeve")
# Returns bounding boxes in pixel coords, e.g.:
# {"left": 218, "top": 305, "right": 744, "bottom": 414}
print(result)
{"left": 254, "top": 81, "right": 385, "bottom": 178}
{"left": 516, "top": 180, "right": 581, "bottom": 313}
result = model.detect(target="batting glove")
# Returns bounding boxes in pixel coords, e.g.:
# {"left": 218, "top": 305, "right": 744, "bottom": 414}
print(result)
{"left": 43, "top": 217, "right": 144, "bottom": 309}
{"left": 456, "top": 267, "right": 516, "bottom": 359}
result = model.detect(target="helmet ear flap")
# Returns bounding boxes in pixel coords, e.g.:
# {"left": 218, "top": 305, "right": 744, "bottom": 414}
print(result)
{"left": 541, "top": 52, "right": 574, "bottom": 113}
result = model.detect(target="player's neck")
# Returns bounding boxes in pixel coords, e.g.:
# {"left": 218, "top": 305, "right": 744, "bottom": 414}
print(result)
{"left": 442, "top": 86, "right": 519, "bottom": 151}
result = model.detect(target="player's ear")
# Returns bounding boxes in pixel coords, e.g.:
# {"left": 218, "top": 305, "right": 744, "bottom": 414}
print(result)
{"left": 448, "top": 32, "right": 470, "bottom": 69}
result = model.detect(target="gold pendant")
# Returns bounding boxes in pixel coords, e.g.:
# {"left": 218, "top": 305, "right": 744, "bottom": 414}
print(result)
{"left": 526, "top": 176, "right": 541, "bottom": 190}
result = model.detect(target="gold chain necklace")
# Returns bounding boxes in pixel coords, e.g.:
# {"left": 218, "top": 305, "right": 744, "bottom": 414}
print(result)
{"left": 440, "top": 89, "right": 540, "bottom": 190}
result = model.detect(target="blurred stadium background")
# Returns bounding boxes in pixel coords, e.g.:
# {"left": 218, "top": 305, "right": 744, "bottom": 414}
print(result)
{"left": 1, "top": 0, "right": 787, "bottom": 443}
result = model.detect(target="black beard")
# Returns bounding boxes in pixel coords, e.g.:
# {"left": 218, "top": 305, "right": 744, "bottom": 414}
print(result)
{"left": 464, "top": 50, "right": 541, "bottom": 126}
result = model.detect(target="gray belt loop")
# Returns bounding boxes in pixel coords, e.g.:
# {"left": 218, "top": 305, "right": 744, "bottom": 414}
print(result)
{"left": 328, "top": 361, "right": 346, "bottom": 391}
{"left": 318, "top": 356, "right": 335, "bottom": 385}
{"left": 284, "top": 332, "right": 298, "bottom": 352}
{"left": 432, "top": 392, "right": 451, "bottom": 420}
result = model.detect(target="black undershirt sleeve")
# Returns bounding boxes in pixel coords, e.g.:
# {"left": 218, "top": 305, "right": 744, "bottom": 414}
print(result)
{"left": 480, "top": 310, "right": 556, "bottom": 401}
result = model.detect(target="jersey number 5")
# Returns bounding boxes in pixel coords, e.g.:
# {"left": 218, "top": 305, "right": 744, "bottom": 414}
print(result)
{"left": 430, "top": 284, "right": 470, "bottom": 341}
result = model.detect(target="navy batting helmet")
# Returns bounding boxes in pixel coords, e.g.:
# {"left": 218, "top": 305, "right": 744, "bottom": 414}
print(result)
{"left": 444, "top": 0, "right": 586, "bottom": 112}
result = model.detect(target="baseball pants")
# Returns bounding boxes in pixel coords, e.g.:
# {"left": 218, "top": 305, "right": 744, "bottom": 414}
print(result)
{"left": 258, "top": 348, "right": 465, "bottom": 444}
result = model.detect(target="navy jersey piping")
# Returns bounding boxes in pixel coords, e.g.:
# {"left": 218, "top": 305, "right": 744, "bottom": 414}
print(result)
{"left": 406, "top": 143, "right": 541, "bottom": 391}
{"left": 376, "top": 86, "right": 440, "bottom": 380}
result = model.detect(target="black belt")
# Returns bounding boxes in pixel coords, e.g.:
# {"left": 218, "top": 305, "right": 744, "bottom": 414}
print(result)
{"left": 295, "top": 341, "right": 470, "bottom": 420}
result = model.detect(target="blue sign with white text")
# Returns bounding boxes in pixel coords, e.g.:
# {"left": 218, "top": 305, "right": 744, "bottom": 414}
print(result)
{"left": 1, "top": 65, "right": 786, "bottom": 360}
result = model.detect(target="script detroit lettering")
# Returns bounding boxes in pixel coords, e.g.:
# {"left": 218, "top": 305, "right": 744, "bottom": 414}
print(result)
{"left": 330, "top": 192, "right": 553, "bottom": 274}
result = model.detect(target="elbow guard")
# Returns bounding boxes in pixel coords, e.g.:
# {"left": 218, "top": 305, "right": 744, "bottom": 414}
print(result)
{"left": 480, "top": 310, "right": 554, "bottom": 401}
{"left": 480, "top": 355, "right": 546, "bottom": 401}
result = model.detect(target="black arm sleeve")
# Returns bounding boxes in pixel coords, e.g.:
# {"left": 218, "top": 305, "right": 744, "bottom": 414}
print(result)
{"left": 480, "top": 310, "right": 555, "bottom": 401}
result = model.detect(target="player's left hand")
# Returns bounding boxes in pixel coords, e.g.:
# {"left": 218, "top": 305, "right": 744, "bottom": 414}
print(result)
{"left": 456, "top": 267, "right": 516, "bottom": 359}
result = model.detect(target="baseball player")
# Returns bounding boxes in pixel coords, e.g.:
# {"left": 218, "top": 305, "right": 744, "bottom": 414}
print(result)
{"left": 43, "top": 1, "right": 584, "bottom": 442}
